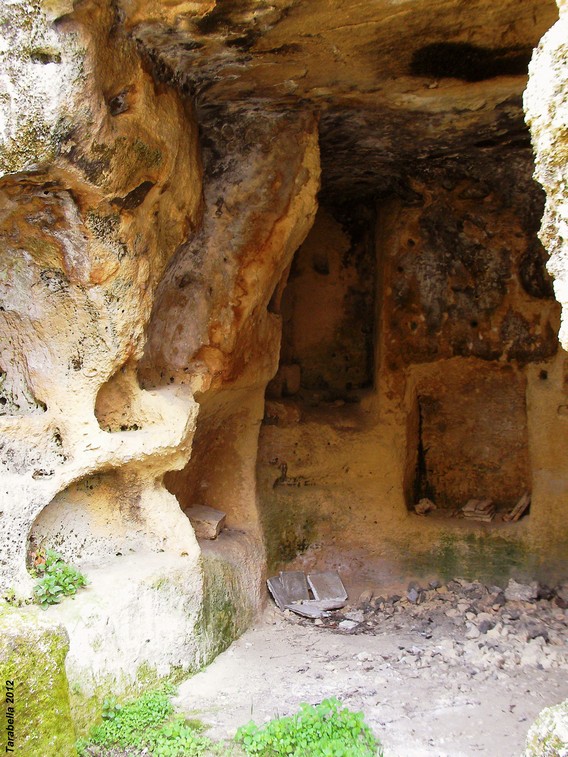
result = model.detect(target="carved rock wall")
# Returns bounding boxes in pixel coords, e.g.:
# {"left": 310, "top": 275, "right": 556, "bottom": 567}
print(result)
{"left": 0, "top": 0, "right": 202, "bottom": 591}
{"left": 0, "top": 0, "right": 567, "bottom": 714}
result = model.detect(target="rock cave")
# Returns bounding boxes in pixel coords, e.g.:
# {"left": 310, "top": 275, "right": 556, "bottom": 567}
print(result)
{"left": 0, "top": 0, "right": 567, "bottom": 752}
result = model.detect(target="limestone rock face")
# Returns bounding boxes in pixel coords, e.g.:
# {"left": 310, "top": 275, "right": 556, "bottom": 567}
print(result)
{"left": 525, "top": 5, "right": 568, "bottom": 347}
{"left": 0, "top": 0, "right": 202, "bottom": 592}
{"left": 523, "top": 698, "right": 568, "bottom": 756}
{"left": 125, "top": 0, "right": 557, "bottom": 199}
{"left": 142, "top": 109, "right": 319, "bottom": 392}
{"left": 1, "top": 0, "right": 568, "bottom": 720}
{"left": 141, "top": 109, "right": 319, "bottom": 533}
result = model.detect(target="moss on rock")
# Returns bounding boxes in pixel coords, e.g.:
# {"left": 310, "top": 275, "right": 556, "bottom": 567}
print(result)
{"left": 524, "top": 699, "right": 568, "bottom": 756}
{"left": 0, "top": 606, "right": 76, "bottom": 755}
{"left": 197, "top": 553, "right": 254, "bottom": 664}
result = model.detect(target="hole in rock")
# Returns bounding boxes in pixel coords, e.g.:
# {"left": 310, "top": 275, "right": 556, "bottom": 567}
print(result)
{"left": 266, "top": 201, "right": 376, "bottom": 403}
{"left": 165, "top": 388, "right": 261, "bottom": 538}
{"left": 28, "top": 468, "right": 195, "bottom": 568}
{"left": 411, "top": 42, "right": 533, "bottom": 82}
{"left": 95, "top": 362, "right": 146, "bottom": 432}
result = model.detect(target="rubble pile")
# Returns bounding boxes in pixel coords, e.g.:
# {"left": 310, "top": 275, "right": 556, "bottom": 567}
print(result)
{"left": 288, "top": 577, "right": 568, "bottom": 676}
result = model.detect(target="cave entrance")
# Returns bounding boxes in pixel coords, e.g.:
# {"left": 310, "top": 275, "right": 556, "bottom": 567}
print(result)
{"left": 258, "top": 155, "right": 561, "bottom": 573}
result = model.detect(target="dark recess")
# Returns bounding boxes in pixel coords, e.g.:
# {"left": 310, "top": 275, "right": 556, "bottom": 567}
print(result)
{"left": 413, "top": 397, "right": 435, "bottom": 508}
{"left": 195, "top": 0, "right": 251, "bottom": 34}
{"left": 411, "top": 42, "right": 532, "bottom": 82}
{"left": 111, "top": 181, "right": 155, "bottom": 210}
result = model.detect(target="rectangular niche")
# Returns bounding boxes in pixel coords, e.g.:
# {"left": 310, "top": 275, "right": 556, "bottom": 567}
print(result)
{"left": 408, "top": 361, "right": 531, "bottom": 514}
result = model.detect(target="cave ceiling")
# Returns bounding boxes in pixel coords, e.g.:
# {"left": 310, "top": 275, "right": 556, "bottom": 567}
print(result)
{"left": 121, "top": 0, "right": 558, "bottom": 200}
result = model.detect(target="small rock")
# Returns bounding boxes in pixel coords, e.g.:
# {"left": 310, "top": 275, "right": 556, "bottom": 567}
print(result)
{"left": 537, "top": 584, "right": 555, "bottom": 601}
{"left": 465, "top": 623, "right": 480, "bottom": 640}
{"left": 358, "top": 589, "right": 374, "bottom": 605}
{"left": 429, "top": 579, "right": 441, "bottom": 589}
{"left": 478, "top": 620, "right": 495, "bottom": 634}
{"left": 407, "top": 588, "right": 419, "bottom": 604}
{"left": 344, "top": 610, "right": 364, "bottom": 622}
{"left": 555, "top": 583, "right": 568, "bottom": 603}
{"left": 486, "top": 622, "right": 503, "bottom": 639}
{"left": 415, "top": 498, "right": 436, "bottom": 515}
{"left": 505, "top": 579, "right": 538, "bottom": 602}
{"left": 491, "top": 592, "right": 506, "bottom": 608}
{"left": 338, "top": 620, "right": 358, "bottom": 631}
{"left": 526, "top": 624, "right": 549, "bottom": 643}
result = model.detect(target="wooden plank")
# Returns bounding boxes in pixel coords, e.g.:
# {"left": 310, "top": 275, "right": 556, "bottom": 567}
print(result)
{"left": 286, "top": 599, "right": 346, "bottom": 618}
{"left": 462, "top": 499, "right": 495, "bottom": 521}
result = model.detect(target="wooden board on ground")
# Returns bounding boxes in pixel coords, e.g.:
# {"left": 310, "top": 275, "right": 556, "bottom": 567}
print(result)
{"left": 462, "top": 499, "right": 495, "bottom": 522}
{"left": 286, "top": 599, "right": 346, "bottom": 618}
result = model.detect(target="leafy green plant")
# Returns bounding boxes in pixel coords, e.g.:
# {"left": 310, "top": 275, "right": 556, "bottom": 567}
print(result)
{"left": 77, "top": 687, "right": 218, "bottom": 757}
{"left": 77, "top": 690, "right": 383, "bottom": 757}
{"left": 235, "top": 698, "right": 382, "bottom": 757}
{"left": 101, "top": 696, "right": 122, "bottom": 721}
{"left": 32, "top": 548, "right": 88, "bottom": 608}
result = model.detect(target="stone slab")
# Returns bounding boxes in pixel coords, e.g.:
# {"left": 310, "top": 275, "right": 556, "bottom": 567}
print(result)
{"left": 266, "top": 575, "right": 288, "bottom": 610}
{"left": 307, "top": 571, "right": 348, "bottom": 602}
{"left": 286, "top": 599, "right": 346, "bottom": 618}
{"left": 184, "top": 505, "right": 226, "bottom": 539}
{"left": 280, "top": 571, "right": 310, "bottom": 601}
{"left": 503, "top": 492, "right": 531, "bottom": 522}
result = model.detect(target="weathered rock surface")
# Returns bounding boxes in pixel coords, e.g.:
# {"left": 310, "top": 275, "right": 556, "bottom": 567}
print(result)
{"left": 0, "top": 0, "right": 202, "bottom": 592}
{"left": 524, "top": 698, "right": 568, "bottom": 756}
{"left": 0, "top": 606, "right": 76, "bottom": 755}
{"left": 525, "top": 3, "right": 568, "bottom": 348}
{"left": 125, "top": 0, "right": 557, "bottom": 199}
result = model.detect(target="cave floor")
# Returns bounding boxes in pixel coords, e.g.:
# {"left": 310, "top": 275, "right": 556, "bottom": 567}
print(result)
{"left": 175, "top": 580, "right": 568, "bottom": 757}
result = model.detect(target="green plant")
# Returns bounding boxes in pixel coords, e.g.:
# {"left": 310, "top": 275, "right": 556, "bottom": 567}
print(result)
{"left": 101, "top": 696, "right": 122, "bottom": 721}
{"left": 78, "top": 687, "right": 217, "bottom": 757}
{"left": 235, "top": 698, "right": 382, "bottom": 757}
{"left": 32, "top": 549, "right": 88, "bottom": 608}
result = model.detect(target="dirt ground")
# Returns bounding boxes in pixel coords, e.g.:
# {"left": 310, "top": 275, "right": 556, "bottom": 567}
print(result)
{"left": 175, "top": 572, "right": 568, "bottom": 757}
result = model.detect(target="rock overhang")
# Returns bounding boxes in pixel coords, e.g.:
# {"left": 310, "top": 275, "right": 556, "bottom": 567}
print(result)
{"left": 122, "top": 0, "right": 559, "bottom": 200}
